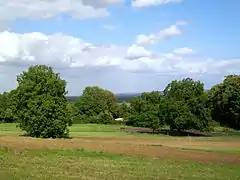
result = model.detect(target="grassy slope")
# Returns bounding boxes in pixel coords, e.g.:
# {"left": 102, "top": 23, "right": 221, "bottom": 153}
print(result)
{"left": 0, "top": 123, "right": 240, "bottom": 180}
{"left": 1, "top": 148, "right": 240, "bottom": 180}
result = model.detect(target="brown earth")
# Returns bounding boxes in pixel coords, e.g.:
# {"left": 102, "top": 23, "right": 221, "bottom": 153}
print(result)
{"left": 74, "top": 136, "right": 240, "bottom": 148}
{"left": 0, "top": 135, "right": 240, "bottom": 165}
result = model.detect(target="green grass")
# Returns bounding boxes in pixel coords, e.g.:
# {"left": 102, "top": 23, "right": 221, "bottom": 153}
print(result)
{"left": 0, "top": 123, "right": 151, "bottom": 137}
{"left": 0, "top": 123, "right": 240, "bottom": 179}
{"left": 0, "top": 147, "right": 240, "bottom": 180}
{"left": 1, "top": 123, "right": 240, "bottom": 141}
{"left": 177, "top": 146, "right": 240, "bottom": 155}
{"left": 0, "top": 123, "right": 176, "bottom": 139}
{"left": 0, "top": 123, "right": 20, "bottom": 133}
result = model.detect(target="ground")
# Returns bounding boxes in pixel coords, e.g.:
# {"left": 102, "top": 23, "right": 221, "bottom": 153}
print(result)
{"left": 0, "top": 123, "right": 240, "bottom": 180}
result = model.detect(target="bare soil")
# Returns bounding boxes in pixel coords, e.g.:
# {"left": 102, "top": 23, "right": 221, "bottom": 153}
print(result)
{"left": 0, "top": 135, "right": 240, "bottom": 165}
{"left": 75, "top": 136, "right": 240, "bottom": 148}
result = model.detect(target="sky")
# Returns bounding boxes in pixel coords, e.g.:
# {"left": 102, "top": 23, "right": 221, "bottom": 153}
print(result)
{"left": 0, "top": 0, "right": 240, "bottom": 95}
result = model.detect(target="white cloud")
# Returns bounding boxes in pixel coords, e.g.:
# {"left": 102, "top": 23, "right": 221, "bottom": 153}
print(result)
{"left": 0, "top": 0, "right": 122, "bottom": 27}
{"left": 0, "top": 31, "right": 129, "bottom": 69}
{"left": 127, "top": 45, "right": 152, "bottom": 59}
{"left": 163, "top": 53, "right": 182, "bottom": 60}
{"left": 132, "top": 0, "right": 182, "bottom": 8}
{"left": 82, "top": 0, "right": 122, "bottom": 7}
{"left": 1, "top": 31, "right": 240, "bottom": 74}
{"left": 136, "top": 23, "right": 184, "bottom": 45}
{"left": 0, "top": 30, "right": 240, "bottom": 94}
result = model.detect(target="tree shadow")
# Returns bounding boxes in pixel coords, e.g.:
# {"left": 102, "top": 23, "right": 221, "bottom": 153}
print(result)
{"left": 156, "top": 129, "right": 211, "bottom": 137}
{"left": 121, "top": 127, "right": 212, "bottom": 137}
{"left": 18, "top": 134, "right": 73, "bottom": 139}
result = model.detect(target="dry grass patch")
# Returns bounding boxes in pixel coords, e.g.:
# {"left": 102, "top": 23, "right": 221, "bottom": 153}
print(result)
{"left": 0, "top": 135, "right": 240, "bottom": 165}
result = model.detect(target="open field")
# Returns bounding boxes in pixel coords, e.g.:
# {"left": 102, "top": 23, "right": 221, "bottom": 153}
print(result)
{"left": 0, "top": 123, "right": 240, "bottom": 179}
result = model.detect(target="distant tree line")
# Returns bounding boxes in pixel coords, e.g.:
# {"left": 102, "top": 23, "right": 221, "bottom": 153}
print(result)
{"left": 66, "top": 93, "right": 141, "bottom": 103}
{"left": 0, "top": 65, "right": 240, "bottom": 138}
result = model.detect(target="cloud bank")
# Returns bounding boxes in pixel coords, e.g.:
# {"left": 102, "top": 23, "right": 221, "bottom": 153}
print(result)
{"left": 0, "top": 0, "right": 239, "bottom": 95}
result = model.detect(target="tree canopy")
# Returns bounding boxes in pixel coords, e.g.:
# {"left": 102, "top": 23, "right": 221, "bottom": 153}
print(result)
{"left": 75, "top": 86, "right": 118, "bottom": 124}
{"left": 163, "top": 78, "right": 212, "bottom": 132}
{"left": 0, "top": 91, "right": 17, "bottom": 123}
{"left": 126, "top": 78, "right": 213, "bottom": 132}
{"left": 14, "top": 65, "right": 72, "bottom": 138}
{"left": 163, "top": 77, "right": 204, "bottom": 101}
{"left": 208, "top": 75, "right": 240, "bottom": 129}
{"left": 1, "top": 64, "right": 240, "bottom": 137}
{"left": 126, "top": 91, "right": 166, "bottom": 132}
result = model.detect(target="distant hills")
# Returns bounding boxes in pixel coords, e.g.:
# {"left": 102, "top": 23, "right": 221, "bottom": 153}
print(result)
{"left": 66, "top": 93, "right": 142, "bottom": 102}
{"left": 66, "top": 89, "right": 210, "bottom": 102}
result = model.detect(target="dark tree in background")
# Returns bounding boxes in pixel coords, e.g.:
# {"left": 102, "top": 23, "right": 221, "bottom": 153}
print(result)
{"left": 75, "top": 86, "right": 118, "bottom": 124}
{"left": 164, "top": 78, "right": 212, "bottom": 132}
{"left": 15, "top": 65, "right": 72, "bottom": 138}
{"left": 127, "top": 91, "right": 166, "bottom": 132}
{"left": 0, "top": 91, "right": 18, "bottom": 123}
{"left": 208, "top": 75, "right": 240, "bottom": 129}
{"left": 118, "top": 102, "right": 130, "bottom": 120}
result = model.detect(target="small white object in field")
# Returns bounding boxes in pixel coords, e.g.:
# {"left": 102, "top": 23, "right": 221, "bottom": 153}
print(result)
{"left": 115, "top": 118, "right": 124, "bottom": 121}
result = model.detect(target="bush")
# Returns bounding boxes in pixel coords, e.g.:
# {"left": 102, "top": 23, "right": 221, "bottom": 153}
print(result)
{"left": 97, "top": 111, "right": 115, "bottom": 124}
{"left": 15, "top": 65, "right": 72, "bottom": 138}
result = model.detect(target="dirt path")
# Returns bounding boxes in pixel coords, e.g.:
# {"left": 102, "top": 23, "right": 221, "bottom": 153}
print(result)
{"left": 74, "top": 136, "right": 240, "bottom": 148}
{"left": 0, "top": 135, "right": 240, "bottom": 165}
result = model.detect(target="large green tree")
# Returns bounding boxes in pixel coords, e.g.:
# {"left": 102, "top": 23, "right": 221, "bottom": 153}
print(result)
{"left": 75, "top": 86, "right": 118, "bottom": 124}
{"left": 127, "top": 91, "right": 166, "bottom": 132}
{"left": 164, "top": 78, "right": 212, "bottom": 132}
{"left": 208, "top": 75, "right": 240, "bottom": 129}
{"left": 15, "top": 65, "right": 72, "bottom": 138}
{"left": 164, "top": 77, "right": 204, "bottom": 100}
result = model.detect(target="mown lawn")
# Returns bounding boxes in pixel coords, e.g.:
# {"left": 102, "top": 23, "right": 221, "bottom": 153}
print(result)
{"left": 1, "top": 123, "right": 240, "bottom": 140}
{"left": 0, "top": 123, "right": 176, "bottom": 138}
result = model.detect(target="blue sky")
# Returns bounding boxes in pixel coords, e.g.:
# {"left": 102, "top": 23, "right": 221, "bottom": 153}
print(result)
{"left": 0, "top": 0, "right": 239, "bottom": 95}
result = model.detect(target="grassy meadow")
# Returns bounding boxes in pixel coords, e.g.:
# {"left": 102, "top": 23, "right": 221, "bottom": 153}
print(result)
{"left": 0, "top": 123, "right": 240, "bottom": 180}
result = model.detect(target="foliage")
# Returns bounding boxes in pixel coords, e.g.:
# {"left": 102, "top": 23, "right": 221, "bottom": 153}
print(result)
{"left": 15, "top": 65, "right": 72, "bottom": 138}
{"left": 75, "top": 86, "right": 118, "bottom": 124}
{"left": 0, "top": 91, "right": 18, "bottom": 123}
{"left": 118, "top": 102, "right": 130, "bottom": 119}
{"left": 163, "top": 77, "right": 204, "bottom": 101}
{"left": 96, "top": 111, "right": 115, "bottom": 124}
{"left": 67, "top": 102, "right": 84, "bottom": 124}
{"left": 165, "top": 99, "right": 212, "bottom": 132}
{"left": 127, "top": 91, "right": 166, "bottom": 131}
{"left": 164, "top": 78, "right": 212, "bottom": 132}
{"left": 208, "top": 75, "right": 240, "bottom": 129}
{"left": 1, "top": 61, "right": 240, "bottom": 133}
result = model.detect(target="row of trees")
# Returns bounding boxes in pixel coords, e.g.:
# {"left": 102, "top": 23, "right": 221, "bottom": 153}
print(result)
{"left": 72, "top": 76, "right": 240, "bottom": 132}
{"left": 0, "top": 65, "right": 239, "bottom": 138}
